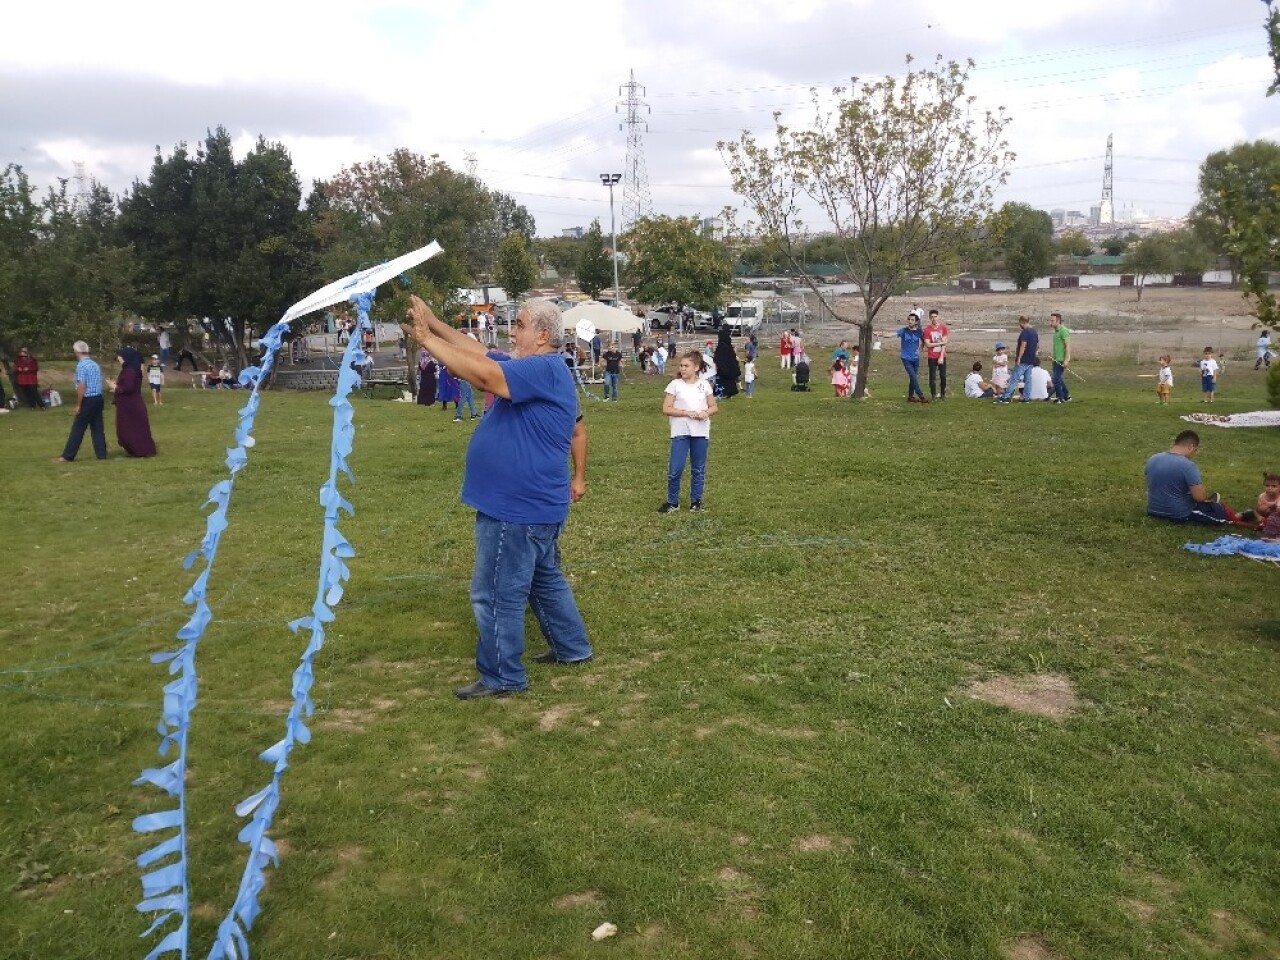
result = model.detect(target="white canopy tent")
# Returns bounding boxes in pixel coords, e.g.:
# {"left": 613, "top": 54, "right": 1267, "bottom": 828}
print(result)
{"left": 560, "top": 301, "right": 645, "bottom": 335}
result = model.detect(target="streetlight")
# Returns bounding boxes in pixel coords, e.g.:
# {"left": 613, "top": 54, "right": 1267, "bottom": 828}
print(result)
{"left": 600, "top": 173, "right": 621, "bottom": 304}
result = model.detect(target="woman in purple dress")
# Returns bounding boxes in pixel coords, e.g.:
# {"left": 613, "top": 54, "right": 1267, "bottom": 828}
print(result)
{"left": 110, "top": 347, "right": 157, "bottom": 457}
{"left": 436, "top": 362, "right": 460, "bottom": 414}
{"left": 415, "top": 349, "right": 438, "bottom": 406}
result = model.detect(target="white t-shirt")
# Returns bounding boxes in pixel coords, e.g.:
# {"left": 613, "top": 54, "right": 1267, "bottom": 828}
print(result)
{"left": 991, "top": 353, "right": 1010, "bottom": 389}
{"left": 744, "top": 360, "right": 756, "bottom": 383}
{"left": 1158, "top": 365, "right": 1173, "bottom": 386}
{"left": 1025, "top": 366, "right": 1051, "bottom": 400}
{"left": 158, "top": 330, "right": 170, "bottom": 349}
{"left": 700, "top": 354, "right": 716, "bottom": 382}
{"left": 666, "top": 378, "right": 713, "bottom": 438}
{"left": 147, "top": 363, "right": 164, "bottom": 386}
{"left": 1200, "top": 357, "right": 1219, "bottom": 378}
{"left": 656, "top": 346, "right": 668, "bottom": 364}
{"left": 1259, "top": 335, "right": 1272, "bottom": 358}
{"left": 964, "top": 371, "right": 987, "bottom": 397}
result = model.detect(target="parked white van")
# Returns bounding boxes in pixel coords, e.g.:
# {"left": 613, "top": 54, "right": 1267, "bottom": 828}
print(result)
{"left": 723, "top": 298, "right": 764, "bottom": 334}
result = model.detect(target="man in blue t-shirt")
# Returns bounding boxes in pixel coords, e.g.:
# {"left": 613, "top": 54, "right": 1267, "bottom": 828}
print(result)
{"left": 403, "top": 296, "right": 592, "bottom": 699}
{"left": 895, "top": 309, "right": 928, "bottom": 403}
{"left": 1144, "top": 430, "right": 1235, "bottom": 524}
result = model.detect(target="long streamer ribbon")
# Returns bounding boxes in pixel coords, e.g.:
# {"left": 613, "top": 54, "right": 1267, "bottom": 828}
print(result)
{"left": 133, "top": 319, "right": 293, "bottom": 960}
{"left": 206, "top": 293, "right": 374, "bottom": 959}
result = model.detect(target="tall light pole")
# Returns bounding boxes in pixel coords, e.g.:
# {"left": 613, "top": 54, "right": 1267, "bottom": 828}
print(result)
{"left": 600, "top": 173, "right": 622, "bottom": 302}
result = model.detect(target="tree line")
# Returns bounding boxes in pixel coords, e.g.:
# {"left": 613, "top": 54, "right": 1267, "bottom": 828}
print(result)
{"left": 0, "top": 128, "right": 540, "bottom": 386}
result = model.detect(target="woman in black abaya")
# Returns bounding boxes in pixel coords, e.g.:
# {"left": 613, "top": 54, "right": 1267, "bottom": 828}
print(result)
{"left": 713, "top": 326, "right": 741, "bottom": 398}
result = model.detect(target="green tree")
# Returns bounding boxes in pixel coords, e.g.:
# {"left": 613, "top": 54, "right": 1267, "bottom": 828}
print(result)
{"left": 1101, "top": 235, "right": 1129, "bottom": 257}
{"left": 1164, "top": 227, "right": 1212, "bottom": 276}
{"left": 720, "top": 55, "right": 1014, "bottom": 397}
{"left": 1057, "top": 231, "right": 1092, "bottom": 257}
{"left": 314, "top": 149, "right": 519, "bottom": 322}
{"left": 1123, "top": 234, "right": 1174, "bottom": 301}
{"left": 0, "top": 164, "right": 43, "bottom": 387}
{"left": 495, "top": 231, "right": 538, "bottom": 301}
{"left": 1265, "top": 0, "right": 1280, "bottom": 96}
{"left": 996, "top": 202, "right": 1054, "bottom": 291}
{"left": 576, "top": 219, "right": 613, "bottom": 299}
{"left": 621, "top": 215, "right": 733, "bottom": 308}
{"left": 1192, "top": 141, "right": 1280, "bottom": 332}
{"left": 534, "top": 235, "right": 584, "bottom": 281}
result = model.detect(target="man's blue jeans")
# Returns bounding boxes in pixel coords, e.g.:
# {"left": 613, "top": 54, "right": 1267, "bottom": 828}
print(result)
{"left": 470, "top": 512, "right": 592, "bottom": 691}
{"left": 668, "top": 435, "right": 708, "bottom": 505}
{"left": 455, "top": 381, "right": 478, "bottom": 418}
{"left": 901, "top": 357, "right": 925, "bottom": 399}
{"left": 604, "top": 372, "right": 620, "bottom": 400}
{"left": 1051, "top": 362, "right": 1071, "bottom": 402}
{"left": 1000, "top": 363, "right": 1035, "bottom": 401}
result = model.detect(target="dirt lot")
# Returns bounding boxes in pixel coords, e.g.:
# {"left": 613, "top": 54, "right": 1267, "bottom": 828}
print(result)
{"left": 811, "top": 286, "right": 1262, "bottom": 363}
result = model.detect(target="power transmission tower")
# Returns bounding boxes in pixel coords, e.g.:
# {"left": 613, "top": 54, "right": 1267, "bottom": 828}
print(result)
{"left": 464, "top": 151, "right": 477, "bottom": 179}
{"left": 1099, "top": 134, "right": 1114, "bottom": 226}
{"left": 617, "top": 70, "right": 652, "bottom": 231}
{"left": 72, "top": 160, "right": 90, "bottom": 214}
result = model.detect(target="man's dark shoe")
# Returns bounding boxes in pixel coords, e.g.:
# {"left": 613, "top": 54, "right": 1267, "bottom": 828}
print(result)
{"left": 689, "top": 501, "right": 703, "bottom": 512}
{"left": 658, "top": 502, "right": 679, "bottom": 514}
{"left": 533, "top": 650, "right": 593, "bottom": 666}
{"left": 455, "top": 679, "right": 517, "bottom": 700}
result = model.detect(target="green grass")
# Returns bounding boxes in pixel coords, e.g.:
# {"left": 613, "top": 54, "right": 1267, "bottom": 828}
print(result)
{"left": 1, "top": 355, "right": 1278, "bottom": 959}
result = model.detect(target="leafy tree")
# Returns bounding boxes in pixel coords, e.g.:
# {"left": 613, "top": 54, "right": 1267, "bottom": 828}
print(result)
{"left": 1164, "top": 227, "right": 1212, "bottom": 276}
{"left": 534, "top": 235, "right": 584, "bottom": 281}
{"left": 1266, "top": 0, "right": 1280, "bottom": 96}
{"left": 493, "top": 191, "right": 535, "bottom": 246}
{"left": 0, "top": 164, "right": 42, "bottom": 386}
{"left": 996, "top": 202, "right": 1054, "bottom": 291}
{"left": 1101, "top": 235, "right": 1128, "bottom": 257}
{"left": 314, "top": 149, "right": 523, "bottom": 322}
{"left": 576, "top": 219, "right": 613, "bottom": 299}
{"left": 1057, "top": 231, "right": 1092, "bottom": 257}
{"left": 495, "top": 231, "right": 539, "bottom": 301}
{"left": 120, "top": 128, "right": 314, "bottom": 367}
{"left": 1192, "top": 141, "right": 1280, "bottom": 334}
{"left": 621, "top": 215, "right": 733, "bottom": 308}
{"left": 720, "top": 56, "right": 1014, "bottom": 397}
{"left": 1123, "top": 234, "right": 1173, "bottom": 301}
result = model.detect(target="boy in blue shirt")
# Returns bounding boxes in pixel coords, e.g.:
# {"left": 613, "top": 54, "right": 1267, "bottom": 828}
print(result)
{"left": 896, "top": 309, "right": 928, "bottom": 403}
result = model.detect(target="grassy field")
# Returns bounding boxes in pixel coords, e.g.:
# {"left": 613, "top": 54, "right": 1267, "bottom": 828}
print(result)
{"left": 1, "top": 353, "right": 1277, "bottom": 960}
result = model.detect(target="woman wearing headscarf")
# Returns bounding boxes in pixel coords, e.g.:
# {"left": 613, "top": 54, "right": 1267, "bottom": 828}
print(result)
{"left": 436, "top": 361, "right": 460, "bottom": 414}
{"left": 109, "top": 347, "right": 157, "bottom": 457}
{"left": 415, "top": 348, "right": 438, "bottom": 406}
{"left": 713, "top": 327, "right": 741, "bottom": 399}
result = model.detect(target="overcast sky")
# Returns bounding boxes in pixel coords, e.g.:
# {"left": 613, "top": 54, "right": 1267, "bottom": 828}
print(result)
{"left": 2, "top": 0, "right": 1274, "bottom": 237}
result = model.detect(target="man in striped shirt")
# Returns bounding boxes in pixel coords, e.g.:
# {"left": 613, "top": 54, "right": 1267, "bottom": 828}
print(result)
{"left": 54, "top": 340, "right": 108, "bottom": 462}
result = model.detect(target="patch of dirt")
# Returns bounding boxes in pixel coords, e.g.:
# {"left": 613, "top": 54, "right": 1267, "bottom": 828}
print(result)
{"left": 966, "top": 674, "right": 1083, "bottom": 720}
{"left": 1004, "top": 935, "right": 1065, "bottom": 960}
{"left": 539, "top": 704, "right": 579, "bottom": 731}
{"left": 713, "top": 866, "right": 761, "bottom": 921}
{"left": 480, "top": 729, "right": 509, "bottom": 750}
{"left": 318, "top": 845, "right": 367, "bottom": 891}
{"left": 317, "top": 708, "right": 377, "bottom": 732}
{"left": 1262, "top": 732, "right": 1280, "bottom": 758}
{"left": 191, "top": 902, "right": 221, "bottom": 920}
{"left": 1122, "top": 898, "right": 1157, "bottom": 922}
{"left": 733, "top": 835, "right": 752, "bottom": 846}
{"left": 717, "top": 866, "right": 748, "bottom": 883}
{"left": 552, "top": 889, "right": 601, "bottom": 910}
{"left": 792, "top": 834, "right": 851, "bottom": 853}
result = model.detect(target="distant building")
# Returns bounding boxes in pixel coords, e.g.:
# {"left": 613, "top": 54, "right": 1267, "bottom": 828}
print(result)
{"left": 701, "top": 217, "right": 725, "bottom": 240}
{"left": 1050, "top": 208, "right": 1066, "bottom": 227}
{"left": 1089, "top": 205, "right": 1102, "bottom": 227}
{"left": 561, "top": 226, "right": 585, "bottom": 239}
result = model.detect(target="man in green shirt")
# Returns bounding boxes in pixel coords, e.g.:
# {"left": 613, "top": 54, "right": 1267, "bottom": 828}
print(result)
{"left": 1049, "top": 312, "right": 1071, "bottom": 403}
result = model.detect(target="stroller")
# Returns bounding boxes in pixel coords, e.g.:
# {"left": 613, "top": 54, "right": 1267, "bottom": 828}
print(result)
{"left": 791, "top": 360, "right": 811, "bottom": 392}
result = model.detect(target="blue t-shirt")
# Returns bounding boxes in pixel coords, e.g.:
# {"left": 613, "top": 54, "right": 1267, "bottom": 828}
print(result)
{"left": 1016, "top": 327, "right": 1039, "bottom": 366}
{"left": 462, "top": 352, "right": 577, "bottom": 524}
{"left": 896, "top": 327, "right": 923, "bottom": 361}
{"left": 1145, "top": 451, "right": 1201, "bottom": 520}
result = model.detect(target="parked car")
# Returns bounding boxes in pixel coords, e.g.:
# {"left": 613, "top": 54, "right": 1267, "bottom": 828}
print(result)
{"left": 647, "top": 304, "right": 681, "bottom": 330}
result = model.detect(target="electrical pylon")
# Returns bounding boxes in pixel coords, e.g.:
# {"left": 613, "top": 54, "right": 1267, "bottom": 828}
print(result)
{"left": 617, "top": 70, "right": 652, "bottom": 231}
{"left": 1099, "top": 134, "right": 1114, "bottom": 226}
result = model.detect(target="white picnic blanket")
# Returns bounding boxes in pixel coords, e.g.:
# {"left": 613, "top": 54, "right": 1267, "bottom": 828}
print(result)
{"left": 1180, "top": 410, "right": 1280, "bottom": 428}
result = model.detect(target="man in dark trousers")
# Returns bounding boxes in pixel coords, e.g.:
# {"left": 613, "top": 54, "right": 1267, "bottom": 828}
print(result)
{"left": 402, "top": 297, "right": 592, "bottom": 699}
{"left": 995, "top": 315, "right": 1039, "bottom": 404}
{"left": 53, "top": 340, "right": 108, "bottom": 462}
{"left": 602, "top": 340, "right": 623, "bottom": 401}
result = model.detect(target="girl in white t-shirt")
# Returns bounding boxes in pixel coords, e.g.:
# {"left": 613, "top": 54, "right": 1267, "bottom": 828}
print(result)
{"left": 660, "top": 351, "right": 718, "bottom": 514}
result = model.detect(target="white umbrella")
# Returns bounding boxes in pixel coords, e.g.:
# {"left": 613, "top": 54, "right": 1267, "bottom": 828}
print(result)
{"left": 560, "top": 301, "right": 645, "bottom": 335}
